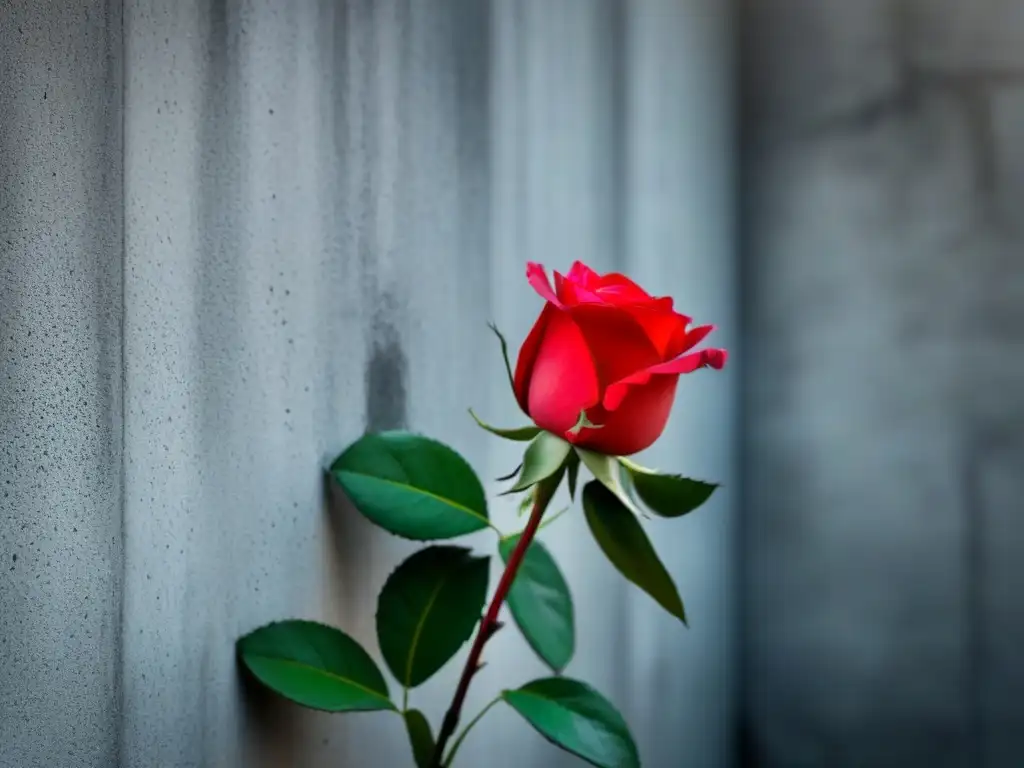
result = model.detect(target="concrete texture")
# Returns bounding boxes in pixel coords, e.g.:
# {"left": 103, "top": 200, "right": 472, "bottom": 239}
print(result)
{"left": 0, "top": 2, "right": 124, "bottom": 766}
{"left": 2, "top": 1, "right": 735, "bottom": 766}
{"left": 741, "top": 1, "right": 1024, "bottom": 766}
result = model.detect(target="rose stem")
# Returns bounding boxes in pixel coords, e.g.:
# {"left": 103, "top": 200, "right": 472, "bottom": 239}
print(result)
{"left": 428, "top": 487, "right": 553, "bottom": 767}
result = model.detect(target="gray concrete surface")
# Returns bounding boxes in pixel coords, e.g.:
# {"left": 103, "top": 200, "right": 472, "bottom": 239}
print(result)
{"left": 2, "top": 1, "right": 735, "bottom": 766}
{"left": 0, "top": 2, "right": 124, "bottom": 766}
{"left": 741, "top": 1, "right": 1024, "bottom": 766}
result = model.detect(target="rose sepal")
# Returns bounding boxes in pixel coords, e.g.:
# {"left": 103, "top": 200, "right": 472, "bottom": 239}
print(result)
{"left": 501, "top": 431, "right": 573, "bottom": 495}
{"left": 573, "top": 447, "right": 646, "bottom": 517}
{"left": 468, "top": 408, "right": 541, "bottom": 442}
{"left": 617, "top": 457, "right": 718, "bottom": 518}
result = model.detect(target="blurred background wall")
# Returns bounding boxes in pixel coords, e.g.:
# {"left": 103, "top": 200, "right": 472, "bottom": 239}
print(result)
{"left": 1, "top": 1, "right": 1022, "bottom": 767}
{"left": 741, "top": 2, "right": 1024, "bottom": 767}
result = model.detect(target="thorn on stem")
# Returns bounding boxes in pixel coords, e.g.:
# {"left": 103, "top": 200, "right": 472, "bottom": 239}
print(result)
{"left": 483, "top": 620, "right": 504, "bottom": 640}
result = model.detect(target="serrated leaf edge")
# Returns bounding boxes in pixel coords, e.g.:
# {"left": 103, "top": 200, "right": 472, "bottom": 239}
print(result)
{"left": 501, "top": 686, "right": 636, "bottom": 768}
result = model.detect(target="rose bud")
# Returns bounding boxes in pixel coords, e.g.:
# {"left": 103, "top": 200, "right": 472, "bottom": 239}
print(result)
{"left": 512, "top": 261, "right": 726, "bottom": 456}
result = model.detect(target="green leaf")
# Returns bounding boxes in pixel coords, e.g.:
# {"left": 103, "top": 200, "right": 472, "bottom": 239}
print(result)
{"left": 499, "top": 536, "right": 575, "bottom": 673}
{"left": 574, "top": 448, "right": 643, "bottom": 516}
{"left": 237, "top": 620, "right": 394, "bottom": 712}
{"left": 488, "top": 322, "right": 517, "bottom": 403}
{"left": 376, "top": 546, "right": 490, "bottom": 688}
{"left": 619, "top": 457, "right": 718, "bottom": 518}
{"left": 582, "top": 481, "right": 687, "bottom": 624}
{"left": 330, "top": 431, "right": 490, "bottom": 540}
{"left": 469, "top": 408, "right": 541, "bottom": 442}
{"left": 503, "top": 678, "right": 639, "bottom": 768}
{"left": 403, "top": 709, "right": 435, "bottom": 768}
{"left": 505, "top": 432, "right": 572, "bottom": 493}
{"left": 566, "top": 452, "right": 580, "bottom": 501}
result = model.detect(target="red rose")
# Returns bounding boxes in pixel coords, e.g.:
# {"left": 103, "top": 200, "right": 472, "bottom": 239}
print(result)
{"left": 512, "top": 261, "right": 727, "bottom": 456}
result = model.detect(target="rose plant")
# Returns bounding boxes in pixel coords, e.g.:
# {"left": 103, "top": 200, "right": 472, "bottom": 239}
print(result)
{"left": 236, "top": 261, "right": 727, "bottom": 768}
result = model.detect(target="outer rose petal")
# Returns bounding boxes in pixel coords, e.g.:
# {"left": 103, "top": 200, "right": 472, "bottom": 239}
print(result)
{"left": 667, "top": 323, "right": 714, "bottom": 359}
{"left": 566, "top": 302, "right": 662, "bottom": 388}
{"left": 525, "top": 311, "right": 601, "bottom": 437}
{"left": 513, "top": 303, "right": 557, "bottom": 412}
{"left": 571, "top": 375, "right": 679, "bottom": 456}
{"left": 602, "top": 345, "right": 728, "bottom": 411}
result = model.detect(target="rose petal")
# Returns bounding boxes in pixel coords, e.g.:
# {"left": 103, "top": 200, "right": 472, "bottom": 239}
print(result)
{"left": 594, "top": 271, "right": 654, "bottom": 303}
{"left": 574, "top": 375, "right": 680, "bottom": 456}
{"left": 513, "top": 303, "right": 557, "bottom": 413}
{"left": 553, "top": 270, "right": 567, "bottom": 300}
{"left": 525, "top": 311, "right": 601, "bottom": 436}
{"left": 567, "top": 303, "right": 662, "bottom": 389}
{"left": 602, "top": 346, "right": 728, "bottom": 411}
{"left": 667, "top": 323, "right": 715, "bottom": 359}
{"left": 624, "top": 303, "right": 691, "bottom": 358}
{"left": 566, "top": 260, "right": 602, "bottom": 290}
{"left": 526, "top": 262, "right": 564, "bottom": 308}
{"left": 559, "top": 278, "right": 605, "bottom": 307}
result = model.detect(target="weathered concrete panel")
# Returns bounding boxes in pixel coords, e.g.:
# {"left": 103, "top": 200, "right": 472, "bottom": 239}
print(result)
{"left": 118, "top": 1, "right": 736, "bottom": 767}
{"left": 119, "top": 2, "right": 496, "bottom": 764}
{"left": 0, "top": 2, "right": 124, "bottom": 767}
{"left": 2, "top": 1, "right": 734, "bottom": 764}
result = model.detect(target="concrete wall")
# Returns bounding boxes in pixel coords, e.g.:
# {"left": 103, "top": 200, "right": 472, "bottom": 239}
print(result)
{"left": 1, "top": 1, "right": 735, "bottom": 767}
{"left": 0, "top": 2, "right": 124, "bottom": 766}
{"left": 16, "top": 0, "right": 1024, "bottom": 766}
{"left": 741, "top": 1, "right": 1024, "bottom": 766}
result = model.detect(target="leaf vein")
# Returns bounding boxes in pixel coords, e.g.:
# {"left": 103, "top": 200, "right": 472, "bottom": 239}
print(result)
{"left": 340, "top": 471, "right": 492, "bottom": 529}
{"left": 404, "top": 571, "right": 455, "bottom": 688}
{"left": 246, "top": 655, "right": 392, "bottom": 706}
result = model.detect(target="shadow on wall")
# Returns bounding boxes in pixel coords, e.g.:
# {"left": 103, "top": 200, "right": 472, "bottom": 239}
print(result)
{"left": 238, "top": 297, "right": 412, "bottom": 764}
{"left": 334, "top": 297, "right": 410, "bottom": 611}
